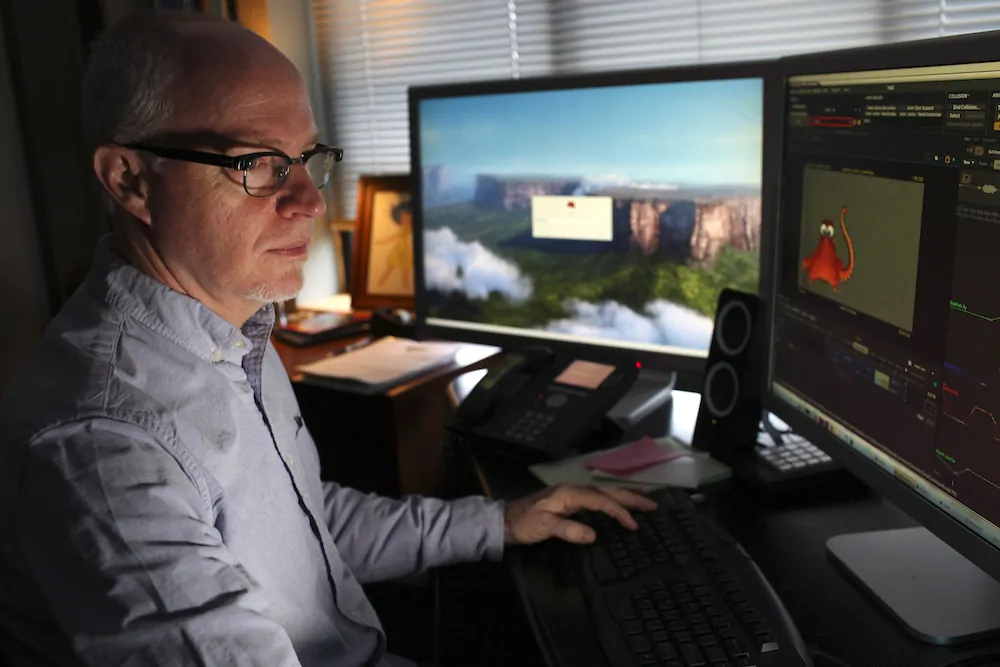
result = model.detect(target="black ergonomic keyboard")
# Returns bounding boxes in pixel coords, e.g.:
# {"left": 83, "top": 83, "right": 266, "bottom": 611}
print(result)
{"left": 571, "top": 488, "right": 812, "bottom": 667}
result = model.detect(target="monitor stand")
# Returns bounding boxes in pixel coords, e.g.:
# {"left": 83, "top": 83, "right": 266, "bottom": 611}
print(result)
{"left": 828, "top": 526, "right": 1000, "bottom": 644}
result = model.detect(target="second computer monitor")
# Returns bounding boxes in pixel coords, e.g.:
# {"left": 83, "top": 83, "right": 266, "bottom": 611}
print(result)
{"left": 409, "top": 64, "right": 768, "bottom": 376}
{"left": 765, "top": 32, "right": 1000, "bottom": 643}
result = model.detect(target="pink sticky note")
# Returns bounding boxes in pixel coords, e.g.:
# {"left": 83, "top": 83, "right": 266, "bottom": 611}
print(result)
{"left": 585, "top": 436, "right": 689, "bottom": 475}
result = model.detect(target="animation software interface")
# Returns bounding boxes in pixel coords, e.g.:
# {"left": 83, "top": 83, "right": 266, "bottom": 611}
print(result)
{"left": 771, "top": 63, "right": 1000, "bottom": 543}
{"left": 417, "top": 77, "right": 764, "bottom": 356}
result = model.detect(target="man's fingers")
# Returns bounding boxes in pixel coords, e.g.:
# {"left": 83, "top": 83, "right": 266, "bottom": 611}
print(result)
{"left": 595, "top": 485, "right": 658, "bottom": 511}
{"left": 550, "top": 517, "right": 597, "bottom": 544}
{"left": 558, "top": 486, "right": 637, "bottom": 530}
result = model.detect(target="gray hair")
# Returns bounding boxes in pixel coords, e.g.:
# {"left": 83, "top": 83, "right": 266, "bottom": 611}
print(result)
{"left": 81, "top": 12, "right": 221, "bottom": 213}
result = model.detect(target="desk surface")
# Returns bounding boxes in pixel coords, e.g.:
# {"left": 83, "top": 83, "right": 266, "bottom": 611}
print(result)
{"left": 470, "top": 391, "right": 1000, "bottom": 667}
{"left": 273, "top": 335, "right": 500, "bottom": 397}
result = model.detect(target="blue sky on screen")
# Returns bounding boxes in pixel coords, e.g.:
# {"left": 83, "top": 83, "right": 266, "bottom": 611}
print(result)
{"left": 418, "top": 77, "right": 763, "bottom": 188}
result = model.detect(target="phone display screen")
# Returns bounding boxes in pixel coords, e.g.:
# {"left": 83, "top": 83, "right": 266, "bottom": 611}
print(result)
{"left": 554, "top": 360, "right": 616, "bottom": 390}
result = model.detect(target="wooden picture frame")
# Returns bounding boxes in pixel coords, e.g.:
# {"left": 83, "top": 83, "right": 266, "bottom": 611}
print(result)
{"left": 350, "top": 174, "right": 415, "bottom": 311}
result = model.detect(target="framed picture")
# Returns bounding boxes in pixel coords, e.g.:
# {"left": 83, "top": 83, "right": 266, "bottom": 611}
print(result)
{"left": 350, "top": 174, "right": 415, "bottom": 310}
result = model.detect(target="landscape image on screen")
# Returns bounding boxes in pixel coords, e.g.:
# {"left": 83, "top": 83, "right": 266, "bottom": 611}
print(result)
{"left": 419, "top": 77, "right": 763, "bottom": 355}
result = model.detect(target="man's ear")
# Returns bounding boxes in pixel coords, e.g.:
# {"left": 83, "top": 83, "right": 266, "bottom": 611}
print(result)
{"left": 93, "top": 146, "right": 155, "bottom": 225}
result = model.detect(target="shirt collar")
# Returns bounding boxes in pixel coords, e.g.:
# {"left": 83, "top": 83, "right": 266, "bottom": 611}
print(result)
{"left": 86, "top": 235, "right": 274, "bottom": 366}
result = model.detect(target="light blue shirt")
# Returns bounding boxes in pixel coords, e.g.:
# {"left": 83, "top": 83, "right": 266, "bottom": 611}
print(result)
{"left": 0, "top": 237, "right": 506, "bottom": 666}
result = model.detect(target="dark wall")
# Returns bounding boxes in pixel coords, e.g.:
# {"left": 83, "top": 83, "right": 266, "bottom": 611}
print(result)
{"left": 0, "top": 7, "right": 49, "bottom": 390}
{"left": 0, "top": 0, "right": 107, "bottom": 312}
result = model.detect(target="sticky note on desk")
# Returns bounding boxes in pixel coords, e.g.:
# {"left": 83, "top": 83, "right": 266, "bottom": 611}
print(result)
{"left": 584, "top": 435, "right": 690, "bottom": 475}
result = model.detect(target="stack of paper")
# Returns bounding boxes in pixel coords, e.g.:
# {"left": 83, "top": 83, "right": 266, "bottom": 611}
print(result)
{"left": 529, "top": 435, "right": 731, "bottom": 490}
{"left": 297, "top": 337, "right": 460, "bottom": 392}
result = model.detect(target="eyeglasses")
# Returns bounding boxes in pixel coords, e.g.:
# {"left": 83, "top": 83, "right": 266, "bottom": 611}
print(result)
{"left": 126, "top": 143, "right": 344, "bottom": 197}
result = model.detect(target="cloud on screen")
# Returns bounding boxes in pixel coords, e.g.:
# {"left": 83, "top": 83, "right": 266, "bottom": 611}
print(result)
{"left": 544, "top": 299, "right": 713, "bottom": 351}
{"left": 423, "top": 227, "right": 533, "bottom": 302}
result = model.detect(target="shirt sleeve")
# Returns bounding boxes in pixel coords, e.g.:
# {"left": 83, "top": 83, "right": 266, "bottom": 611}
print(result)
{"left": 321, "top": 482, "right": 505, "bottom": 584}
{"left": 15, "top": 418, "right": 303, "bottom": 667}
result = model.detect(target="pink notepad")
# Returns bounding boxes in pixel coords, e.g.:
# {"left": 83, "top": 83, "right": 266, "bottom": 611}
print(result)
{"left": 585, "top": 436, "right": 691, "bottom": 476}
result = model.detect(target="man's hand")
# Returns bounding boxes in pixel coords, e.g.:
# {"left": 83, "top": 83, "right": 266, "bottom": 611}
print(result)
{"left": 503, "top": 483, "right": 658, "bottom": 545}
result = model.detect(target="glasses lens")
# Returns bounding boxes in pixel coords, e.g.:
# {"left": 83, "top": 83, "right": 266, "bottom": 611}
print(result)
{"left": 306, "top": 150, "right": 337, "bottom": 190}
{"left": 244, "top": 155, "right": 289, "bottom": 197}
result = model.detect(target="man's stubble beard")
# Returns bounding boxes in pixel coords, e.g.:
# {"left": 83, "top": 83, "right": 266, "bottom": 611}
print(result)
{"left": 243, "top": 259, "right": 307, "bottom": 304}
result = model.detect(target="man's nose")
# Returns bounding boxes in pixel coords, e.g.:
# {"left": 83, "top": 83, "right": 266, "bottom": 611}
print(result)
{"left": 276, "top": 164, "right": 327, "bottom": 219}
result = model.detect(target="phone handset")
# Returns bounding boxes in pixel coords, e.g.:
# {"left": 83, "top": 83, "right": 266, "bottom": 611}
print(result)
{"left": 456, "top": 346, "right": 554, "bottom": 426}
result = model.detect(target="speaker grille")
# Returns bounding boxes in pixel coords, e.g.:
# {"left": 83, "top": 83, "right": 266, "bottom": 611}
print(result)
{"left": 704, "top": 362, "right": 739, "bottom": 418}
{"left": 715, "top": 299, "right": 752, "bottom": 356}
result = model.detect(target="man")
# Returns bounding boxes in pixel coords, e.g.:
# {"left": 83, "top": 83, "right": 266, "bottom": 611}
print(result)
{"left": 0, "top": 11, "right": 654, "bottom": 667}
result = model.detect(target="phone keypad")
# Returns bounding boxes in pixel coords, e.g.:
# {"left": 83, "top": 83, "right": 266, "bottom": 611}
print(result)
{"left": 505, "top": 410, "right": 556, "bottom": 444}
{"left": 756, "top": 439, "right": 832, "bottom": 473}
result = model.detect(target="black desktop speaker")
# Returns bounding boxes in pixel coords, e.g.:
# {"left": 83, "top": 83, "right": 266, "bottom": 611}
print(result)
{"left": 691, "top": 289, "right": 765, "bottom": 464}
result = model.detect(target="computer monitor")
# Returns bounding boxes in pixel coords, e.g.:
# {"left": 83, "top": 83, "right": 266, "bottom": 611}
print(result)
{"left": 409, "top": 63, "right": 775, "bottom": 390}
{"left": 764, "top": 32, "right": 1000, "bottom": 644}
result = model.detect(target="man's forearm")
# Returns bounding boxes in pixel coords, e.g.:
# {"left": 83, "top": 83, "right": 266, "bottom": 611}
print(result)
{"left": 322, "top": 483, "right": 505, "bottom": 583}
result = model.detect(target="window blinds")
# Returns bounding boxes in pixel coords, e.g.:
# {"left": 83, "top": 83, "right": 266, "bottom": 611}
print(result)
{"left": 310, "top": 0, "right": 1000, "bottom": 218}
{"left": 311, "top": 0, "right": 552, "bottom": 217}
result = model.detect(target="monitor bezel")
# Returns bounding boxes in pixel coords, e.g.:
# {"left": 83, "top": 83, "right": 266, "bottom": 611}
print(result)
{"left": 408, "top": 60, "right": 780, "bottom": 392}
{"left": 761, "top": 30, "right": 1000, "bottom": 583}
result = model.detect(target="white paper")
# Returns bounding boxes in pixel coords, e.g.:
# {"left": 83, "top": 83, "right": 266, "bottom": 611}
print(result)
{"left": 296, "top": 337, "right": 460, "bottom": 386}
{"left": 529, "top": 435, "right": 730, "bottom": 491}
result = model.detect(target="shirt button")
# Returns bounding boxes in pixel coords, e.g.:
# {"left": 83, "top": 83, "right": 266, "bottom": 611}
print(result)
{"left": 235, "top": 339, "right": 246, "bottom": 349}
{"left": 211, "top": 349, "right": 223, "bottom": 363}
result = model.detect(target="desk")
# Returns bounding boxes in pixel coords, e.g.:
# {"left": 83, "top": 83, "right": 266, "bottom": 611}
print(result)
{"left": 465, "top": 391, "right": 1000, "bottom": 667}
{"left": 273, "top": 334, "right": 499, "bottom": 497}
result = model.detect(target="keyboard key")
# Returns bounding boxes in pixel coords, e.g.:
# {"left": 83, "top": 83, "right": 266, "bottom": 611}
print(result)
{"left": 651, "top": 630, "right": 670, "bottom": 643}
{"left": 642, "top": 609, "right": 659, "bottom": 621}
{"left": 680, "top": 643, "right": 707, "bottom": 667}
{"left": 645, "top": 620, "right": 664, "bottom": 632}
{"left": 674, "top": 630, "right": 693, "bottom": 643}
{"left": 636, "top": 652, "right": 658, "bottom": 666}
{"left": 705, "top": 646, "right": 727, "bottom": 663}
{"left": 655, "top": 642, "right": 678, "bottom": 659}
{"left": 691, "top": 623, "right": 711, "bottom": 636}
{"left": 724, "top": 638, "right": 749, "bottom": 658}
{"left": 628, "top": 635, "right": 653, "bottom": 653}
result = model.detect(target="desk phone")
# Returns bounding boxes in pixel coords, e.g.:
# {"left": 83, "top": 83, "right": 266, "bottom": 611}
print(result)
{"left": 451, "top": 347, "right": 639, "bottom": 463}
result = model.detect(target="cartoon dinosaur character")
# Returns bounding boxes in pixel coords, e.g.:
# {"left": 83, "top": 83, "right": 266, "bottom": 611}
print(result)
{"left": 802, "top": 206, "right": 854, "bottom": 292}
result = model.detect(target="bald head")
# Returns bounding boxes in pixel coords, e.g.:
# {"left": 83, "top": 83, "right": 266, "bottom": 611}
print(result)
{"left": 81, "top": 11, "right": 302, "bottom": 152}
